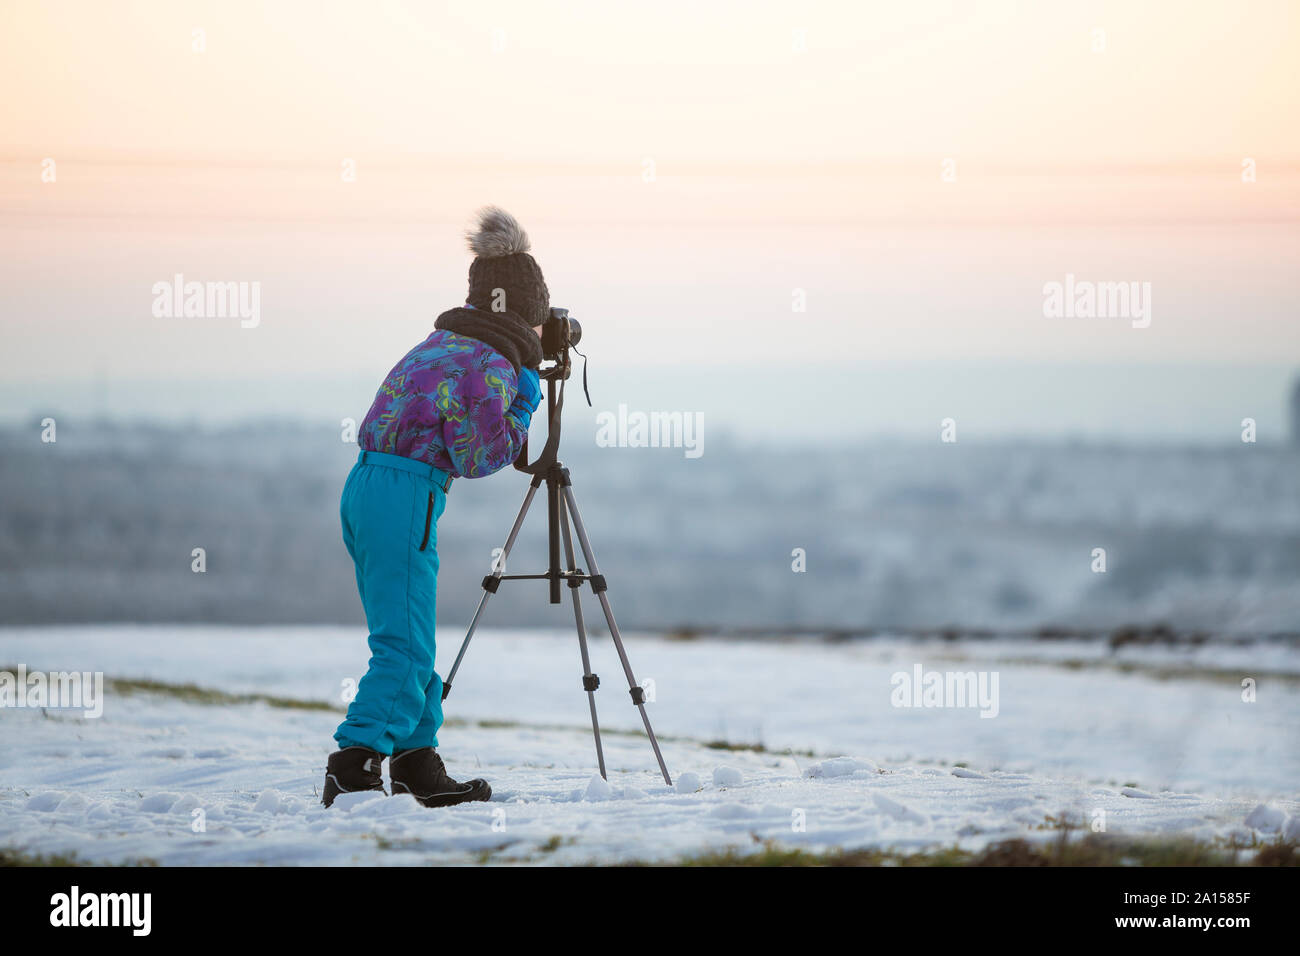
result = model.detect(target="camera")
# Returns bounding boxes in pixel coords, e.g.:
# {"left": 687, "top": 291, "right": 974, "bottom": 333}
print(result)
{"left": 540, "top": 307, "right": 581, "bottom": 361}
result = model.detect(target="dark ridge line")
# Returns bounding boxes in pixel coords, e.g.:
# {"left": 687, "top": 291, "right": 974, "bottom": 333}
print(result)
{"left": 638, "top": 624, "right": 1300, "bottom": 646}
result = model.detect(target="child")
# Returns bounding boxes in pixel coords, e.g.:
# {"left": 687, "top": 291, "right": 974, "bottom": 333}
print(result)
{"left": 322, "top": 207, "right": 547, "bottom": 808}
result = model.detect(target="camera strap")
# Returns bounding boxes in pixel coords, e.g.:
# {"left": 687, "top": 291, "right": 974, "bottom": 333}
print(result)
{"left": 571, "top": 343, "right": 591, "bottom": 407}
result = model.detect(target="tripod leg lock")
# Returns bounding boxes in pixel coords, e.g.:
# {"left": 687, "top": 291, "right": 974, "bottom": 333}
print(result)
{"left": 480, "top": 575, "right": 502, "bottom": 593}
{"left": 629, "top": 686, "right": 645, "bottom": 705}
{"left": 583, "top": 673, "right": 600, "bottom": 692}
{"left": 589, "top": 574, "right": 608, "bottom": 594}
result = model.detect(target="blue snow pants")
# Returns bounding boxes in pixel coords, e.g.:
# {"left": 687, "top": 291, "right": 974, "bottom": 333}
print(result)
{"left": 334, "top": 450, "right": 451, "bottom": 755}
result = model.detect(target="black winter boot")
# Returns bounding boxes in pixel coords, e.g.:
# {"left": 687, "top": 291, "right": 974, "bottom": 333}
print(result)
{"left": 389, "top": 747, "right": 491, "bottom": 807}
{"left": 321, "top": 746, "right": 386, "bottom": 807}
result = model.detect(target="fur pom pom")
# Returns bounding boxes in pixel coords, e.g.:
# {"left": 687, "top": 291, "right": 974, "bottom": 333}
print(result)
{"left": 465, "top": 206, "right": 531, "bottom": 258}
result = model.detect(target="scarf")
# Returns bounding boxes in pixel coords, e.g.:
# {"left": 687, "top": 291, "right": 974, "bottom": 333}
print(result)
{"left": 433, "top": 306, "right": 543, "bottom": 373}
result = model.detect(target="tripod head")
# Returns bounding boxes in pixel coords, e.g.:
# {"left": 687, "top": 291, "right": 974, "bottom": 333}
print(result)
{"left": 538, "top": 355, "right": 572, "bottom": 383}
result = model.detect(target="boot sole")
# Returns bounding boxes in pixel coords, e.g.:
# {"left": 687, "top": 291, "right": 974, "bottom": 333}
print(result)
{"left": 394, "top": 779, "right": 492, "bottom": 808}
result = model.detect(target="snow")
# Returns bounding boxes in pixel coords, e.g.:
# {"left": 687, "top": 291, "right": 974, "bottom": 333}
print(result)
{"left": 674, "top": 773, "right": 703, "bottom": 794}
{"left": 1120, "top": 787, "right": 1157, "bottom": 800}
{"left": 1243, "top": 804, "right": 1286, "bottom": 832}
{"left": 139, "top": 793, "right": 182, "bottom": 813}
{"left": 872, "top": 793, "right": 929, "bottom": 827}
{"left": 1, "top": 625, "right": 1297, "bottom": 865}
{"left": 805, "top": 757, "right": 879, "bottom": 779}
{"left": 581, "top": 774, "right": 613, "bottom": 802}
{"left": 712, "top": 766, "right": 743, "bottom": 787}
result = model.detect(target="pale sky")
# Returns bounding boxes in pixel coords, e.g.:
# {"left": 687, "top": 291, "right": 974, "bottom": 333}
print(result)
{"left": 1, "top": 0, "right": 1297, "bottom": 439}
{"left": 3, "top": 0, "right": 1299, "bottom": 165}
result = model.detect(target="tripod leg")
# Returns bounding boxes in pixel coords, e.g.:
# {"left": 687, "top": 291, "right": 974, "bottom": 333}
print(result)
{"left": 442, "top": 476, "right": 543, "bottom": 700}
{"left": 559, "top": 482, "right": 673, "bottom": 787}
{"left": 558, "top": 493, "right": 607, "bottom": 779}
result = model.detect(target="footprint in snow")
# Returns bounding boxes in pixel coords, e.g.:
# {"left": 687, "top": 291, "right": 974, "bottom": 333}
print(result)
{"left": 873, "top": 793, "right": 929, "bottom": 826}
{"left": 140, "top": 792, "right": 183, "bottom": 813}
{"left": 25, "top": 791, "right": 68, "bottom": 812}
{"left": 803, "top": 757, "right": 879, "bottom": 779}
{"left": 1244, "top": 804, "right": 1286, "bottom": 831}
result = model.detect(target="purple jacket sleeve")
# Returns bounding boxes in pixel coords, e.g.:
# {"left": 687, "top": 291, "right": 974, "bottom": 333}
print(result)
{"left": 441, "top": 365, "right": 542, "bottom": 479}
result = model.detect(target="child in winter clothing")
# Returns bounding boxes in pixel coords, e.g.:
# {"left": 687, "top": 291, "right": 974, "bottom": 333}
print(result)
{"left": 322, "top": 208, "right": 548, "bottom": 808}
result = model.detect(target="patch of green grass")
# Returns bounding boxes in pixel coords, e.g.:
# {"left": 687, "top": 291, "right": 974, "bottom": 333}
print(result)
{"left": 0, "top": 847, "right": 87, "bottom": 867}
{"left": 446, "top": 715, "right": 807, "bottom": 757}
{"left": 538, "top": 835, "right": 574, "bottom": 854}
{"left": 1254, "top": 842, "right": 1298, "bottom": 866}
{"left": 0, "top": 846, "right": 158, "bottom": 867}
{"left": 473, "top": 842, "right": 515, "bottom": 864}
{"left": 3, "top": 668, "right": 800, "bottom": 757}
{"left": 0, "top": 664, "right": 339, "bottom": 713}
{"left": 1034, "top": 814, "right": 1081, "bottom": 831}
{"left": 909, "top": 651, "right": 1300, "bottom": 687}
{"left": 643, "top": 843, "right": 970, "bottom": 867}
{"left": 642, "top": 835, "right": 1298, "bottom": 867}
{"left": 461, "top": 836, "right": 576, "bottom": 865}
{"left": 107, "top": 676, "right": 337, "bottom": 712}
{"left": 703, "top": 739, "right": 766, "bottom": 753}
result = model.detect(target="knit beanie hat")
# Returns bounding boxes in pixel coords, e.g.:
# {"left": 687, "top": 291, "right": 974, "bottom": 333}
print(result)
{"left": 465, "top": 207, "right": 550, "bottom": 328}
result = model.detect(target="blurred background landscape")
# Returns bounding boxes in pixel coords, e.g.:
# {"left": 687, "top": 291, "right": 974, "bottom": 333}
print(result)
{"left": 2, "top": 419, "right": 1297, "bottom": 637}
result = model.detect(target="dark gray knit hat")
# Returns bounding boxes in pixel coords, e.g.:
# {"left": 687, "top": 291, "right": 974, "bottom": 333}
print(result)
{"left": 465, "top": 207, "right": 550, "bottom": 328}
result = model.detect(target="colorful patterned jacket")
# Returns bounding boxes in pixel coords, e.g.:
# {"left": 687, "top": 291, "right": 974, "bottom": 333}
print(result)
{"left": 358, "top": 329, "right": 539, "bottom": 479}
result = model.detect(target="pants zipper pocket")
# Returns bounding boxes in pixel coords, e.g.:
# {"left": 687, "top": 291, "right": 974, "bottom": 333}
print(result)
{"left": 418, "top": 491, "right": 434, "bottom": 551}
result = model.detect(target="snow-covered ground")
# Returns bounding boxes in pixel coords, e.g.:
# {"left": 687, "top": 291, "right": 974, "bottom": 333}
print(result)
{"left": 1, "top": 626, "right": 1297, "bottom": 865}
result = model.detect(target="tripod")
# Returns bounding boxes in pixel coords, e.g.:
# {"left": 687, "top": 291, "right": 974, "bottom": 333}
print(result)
{"left": 441, "top": 361, "right": 673, "bottom": 787}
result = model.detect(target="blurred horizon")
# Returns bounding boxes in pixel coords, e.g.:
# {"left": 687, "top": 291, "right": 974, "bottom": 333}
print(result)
{"left": 4, "top": 418, "right": 1298, "bottom": 634}
{"left": 4, "top": 359, "right": 1299, "bottom": 446}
